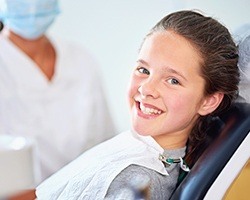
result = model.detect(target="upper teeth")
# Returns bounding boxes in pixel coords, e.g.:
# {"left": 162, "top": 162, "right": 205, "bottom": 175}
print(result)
{"left": 140, "top": 104, "right": 162, "bottom": 115}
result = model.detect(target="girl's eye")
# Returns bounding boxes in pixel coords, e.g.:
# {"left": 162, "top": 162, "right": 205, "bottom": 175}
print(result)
{"left": 137, "top": 67, "right": 150, "bottom": 75}
{"left": 167, "top": 78, "right": 180, "bottom": 85}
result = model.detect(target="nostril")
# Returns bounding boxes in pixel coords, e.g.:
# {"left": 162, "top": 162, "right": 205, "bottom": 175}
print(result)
{"left": 138, "top": 84, "right": 159, "bottom": 99}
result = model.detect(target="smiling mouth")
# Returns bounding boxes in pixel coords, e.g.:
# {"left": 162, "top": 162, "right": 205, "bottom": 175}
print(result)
{"left": 137, "top": 101, "right": 163, "bottom": 115}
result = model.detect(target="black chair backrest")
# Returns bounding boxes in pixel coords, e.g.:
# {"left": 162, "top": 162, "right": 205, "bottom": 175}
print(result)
{"left": 170, "top": 102, "right": 250, "bottom": 200}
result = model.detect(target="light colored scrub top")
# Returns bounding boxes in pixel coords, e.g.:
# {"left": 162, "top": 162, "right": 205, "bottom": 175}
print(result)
{"left": 0, "top": 35, "right": 116, "bottom": 182}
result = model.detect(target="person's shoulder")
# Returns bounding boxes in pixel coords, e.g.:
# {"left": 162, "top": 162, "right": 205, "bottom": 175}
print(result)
{"left": 115, "top": 165, "right": 163, "bottom": 185}
{"left": 109, "top": 165, "right": 169, "bottom": 200}
{"left": 50, "top": 36, "right": 92, "bottom": 56}
{"left": 0, "top": 34, "right": 12, "bottom": 50}
{"left": 48, "top": 35, "right": 100, "bottom": 73}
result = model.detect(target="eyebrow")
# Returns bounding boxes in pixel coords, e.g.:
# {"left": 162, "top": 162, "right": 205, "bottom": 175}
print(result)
{"left": 137, "top": 59, "right": 188, "bottom": 81}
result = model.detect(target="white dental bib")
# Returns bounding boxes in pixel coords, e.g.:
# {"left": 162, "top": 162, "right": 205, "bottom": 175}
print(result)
{"left": 36, "top": 130, "right": 168, "bottom": 199}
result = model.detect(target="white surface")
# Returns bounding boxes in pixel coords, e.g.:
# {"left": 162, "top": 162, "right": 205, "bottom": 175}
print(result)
{"left": 48, "top": 0, "right": 250, "bottom": 132}
{"left": 0, "top": 135, "right": 35, "bottom": 198}
{"left": 204, "top": 132, "right": 250, "bottom": 200}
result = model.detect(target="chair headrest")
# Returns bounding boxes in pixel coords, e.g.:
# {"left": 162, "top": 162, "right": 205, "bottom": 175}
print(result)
{"left": 170, "top": 102, "right": 250, "bottom": 200}
{"left": 235, "top": 25, "right": 250, "bottom": 103}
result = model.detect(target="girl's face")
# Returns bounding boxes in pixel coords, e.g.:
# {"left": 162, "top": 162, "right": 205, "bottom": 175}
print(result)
{"left": 128, "top": 31, "right": 218, "bottom": 148}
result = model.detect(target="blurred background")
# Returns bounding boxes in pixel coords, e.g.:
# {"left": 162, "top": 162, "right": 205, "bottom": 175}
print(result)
{"left": 48, "top": 0, "right": 250, "bottom": 133}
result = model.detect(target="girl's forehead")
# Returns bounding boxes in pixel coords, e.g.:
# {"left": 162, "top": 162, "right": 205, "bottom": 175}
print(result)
{"left": 141, "top": 31, "right": 202, "bottom": 64}
{"left": 142, "top": 31, "right": 200, "bottom": 55}
{"left": 137, "top": 31, "right": 204, "bottom": 81}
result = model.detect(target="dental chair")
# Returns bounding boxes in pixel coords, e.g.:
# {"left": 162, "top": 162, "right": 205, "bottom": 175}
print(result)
{"left": 170, "top": 102, "right": 250, "bottom": 200}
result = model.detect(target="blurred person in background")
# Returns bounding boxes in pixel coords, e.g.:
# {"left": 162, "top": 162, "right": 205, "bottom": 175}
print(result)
{"left": 234, "top": 24, "right": 250, "bottom": 103}
{"left": 0, "top": 0, "right": 116, "bottom": 184}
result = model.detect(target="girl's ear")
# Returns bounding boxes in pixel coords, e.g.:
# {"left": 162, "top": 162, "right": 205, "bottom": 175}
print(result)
{"left": 198, "top": 92, "right": 224, "bottom": 116}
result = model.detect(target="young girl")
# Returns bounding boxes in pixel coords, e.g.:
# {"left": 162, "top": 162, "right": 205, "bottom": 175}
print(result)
{"left": 36, "top": 10, "right": 239, "bottom": 200}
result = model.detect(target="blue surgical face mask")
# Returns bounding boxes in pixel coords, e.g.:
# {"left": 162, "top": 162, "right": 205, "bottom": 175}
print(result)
{"left": 0, "top": 0, "right": 60, "bottom": 40}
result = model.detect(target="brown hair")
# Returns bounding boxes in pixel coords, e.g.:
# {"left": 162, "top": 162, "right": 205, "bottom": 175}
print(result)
{"left": 148, "top": 10, "right": 240, "bottom": 167}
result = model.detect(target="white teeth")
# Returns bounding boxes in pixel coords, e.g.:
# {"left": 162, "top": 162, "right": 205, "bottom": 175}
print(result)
{"left": 139, "top": 104, "right": 162, "bottom": 115}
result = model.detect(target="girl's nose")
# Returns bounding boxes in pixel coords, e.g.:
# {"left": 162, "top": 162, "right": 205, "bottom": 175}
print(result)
{"left": 138, "top": 79, "right": 159, "bottom": 99}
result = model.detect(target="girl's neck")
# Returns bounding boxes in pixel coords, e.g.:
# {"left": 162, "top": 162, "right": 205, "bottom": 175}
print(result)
{"left": 153, "top": 132, "right": 188, "bottom": 149}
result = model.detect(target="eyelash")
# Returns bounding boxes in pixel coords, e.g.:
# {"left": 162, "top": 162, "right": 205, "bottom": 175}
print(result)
{"left": 137, "top": 67, "right": 150, "bottom": 75}
{"left": 167, "top": 78, "right": 180, "bottom": 85}
{"left": 136, "top": 67, "right": 181, "bottom": 85}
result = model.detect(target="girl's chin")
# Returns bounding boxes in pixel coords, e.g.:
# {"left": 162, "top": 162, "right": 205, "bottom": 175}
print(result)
{"left": 132, "top": 126, "right": 152, "bottom": 136}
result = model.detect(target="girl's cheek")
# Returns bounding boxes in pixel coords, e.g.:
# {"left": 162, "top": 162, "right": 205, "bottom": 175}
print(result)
{"left": 127, "top": 79, "right": 140, "bottom": 103}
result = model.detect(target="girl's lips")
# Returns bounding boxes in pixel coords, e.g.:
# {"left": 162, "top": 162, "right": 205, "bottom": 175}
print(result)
{"left": 135, "top": 101, "right": 163, "bottom": 119}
